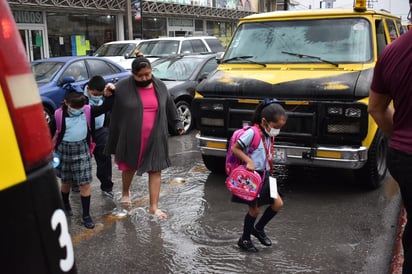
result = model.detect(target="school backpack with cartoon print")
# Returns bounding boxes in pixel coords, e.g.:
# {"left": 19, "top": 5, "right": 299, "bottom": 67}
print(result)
{"left": 53, "top": 104, "right": 96, "bottom": 155}
{"left": 225, "top": 125, "right": 261, "bottom": 176}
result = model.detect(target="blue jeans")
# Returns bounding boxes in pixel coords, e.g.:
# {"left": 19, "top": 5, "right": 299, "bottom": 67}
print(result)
{"left": 388, "top": 147, "right": 412, "bottom": 274}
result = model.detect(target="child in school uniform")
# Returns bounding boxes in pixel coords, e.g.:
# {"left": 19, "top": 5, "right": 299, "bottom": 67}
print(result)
{"left": 230, "top": 99, "right": 287, "bottom": 252}
{"left": 54, "top": 89, "right": 113, "bottom": 229}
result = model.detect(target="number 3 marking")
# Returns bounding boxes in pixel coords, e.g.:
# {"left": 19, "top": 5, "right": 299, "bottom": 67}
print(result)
{"left": 51, "top": 209, "right": 74, "bottom": 272}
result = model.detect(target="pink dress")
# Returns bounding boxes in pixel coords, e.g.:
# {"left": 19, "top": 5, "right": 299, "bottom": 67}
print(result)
{"left": 117, "top": 85, "right": 158, "bottom": 170}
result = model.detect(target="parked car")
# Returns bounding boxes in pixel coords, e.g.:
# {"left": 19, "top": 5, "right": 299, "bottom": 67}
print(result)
{"left": 151, "top": 53, "right": 218, "bottom": 133}
{"left": 93, "top": 40, "right": 143, "bottom": 70}
{"left": 137, "top": 36, "right": 224, "bottom": 63}
{"left": 31, "top": 56, "right": 131, "bottom": 133}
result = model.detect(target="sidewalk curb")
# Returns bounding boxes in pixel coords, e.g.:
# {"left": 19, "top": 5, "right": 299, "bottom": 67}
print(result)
{"left": 391, "top": 206, "right": 406, "bottom": 274}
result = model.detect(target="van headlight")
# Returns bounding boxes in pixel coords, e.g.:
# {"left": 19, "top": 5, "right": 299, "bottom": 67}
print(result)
{"left": 327, "top": 122, "right": 361, "bottom": 134}
{"left": 345, "top": 107, "right": 361, "bottom": 118}
{"left": 200, "top": 103, "right": 224, "bottom": 111}
{"left": 325, "top": 104, "right": 365, "bottom": 135}
{"left": 201, "top": 117, "right": 224, "bottom": 126}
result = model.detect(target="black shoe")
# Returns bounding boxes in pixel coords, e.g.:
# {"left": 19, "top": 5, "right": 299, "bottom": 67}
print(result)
{"left": 82, "top": 216, "right": 95, "bottom": 229}
{"left": 251, "top": 227, "right": 272, "bottom": 246}
{"left": 237, "top": 237, "right": 258, "bottom": 252}
{"left": 64, "top": 203, "right": 73, "bottom": 217}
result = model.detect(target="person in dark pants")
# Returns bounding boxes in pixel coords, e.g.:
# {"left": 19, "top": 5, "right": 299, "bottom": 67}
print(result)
{"left": 368, "top": 29, "right": 412, "bottom": 274}
{"left": 77, "top": 75, "right": 114, "bottom": 198}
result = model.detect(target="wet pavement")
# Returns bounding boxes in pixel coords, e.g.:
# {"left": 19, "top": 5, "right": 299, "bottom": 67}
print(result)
{"left": 67, "top": 131, "right": 402, "bottom": 274}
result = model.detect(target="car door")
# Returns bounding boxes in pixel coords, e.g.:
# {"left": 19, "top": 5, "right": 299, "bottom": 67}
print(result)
{"left": 181, "top": 39, "right": 208, "bottom": 54}
{"left": 59, "top": 60, "right": 89, "bottom": 93}
{"left": 85, "top": 59, "right": 128, "bottom": 84}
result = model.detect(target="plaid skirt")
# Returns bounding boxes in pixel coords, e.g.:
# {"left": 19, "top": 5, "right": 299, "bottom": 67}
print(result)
{"left": 56, "top": 139, "right": 92, "bottom": 185}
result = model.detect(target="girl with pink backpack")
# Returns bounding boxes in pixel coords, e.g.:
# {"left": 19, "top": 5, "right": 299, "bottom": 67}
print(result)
{"left": 230, "top": 99, "right": 287, "bottom": 252}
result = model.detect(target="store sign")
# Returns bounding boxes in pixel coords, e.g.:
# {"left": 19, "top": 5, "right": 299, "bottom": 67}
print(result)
{"left": 13, "top": 11, "right": 43, "bottom": 24}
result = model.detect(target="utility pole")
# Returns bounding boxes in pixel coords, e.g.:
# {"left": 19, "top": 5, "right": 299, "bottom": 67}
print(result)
{"left": 126, "top": 0, "right": 133, "bottom": 40}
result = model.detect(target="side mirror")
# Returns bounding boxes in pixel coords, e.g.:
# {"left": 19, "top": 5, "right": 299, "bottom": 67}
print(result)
{"left": 198, "top": 72, "right": 209, "bottom": 82}
{"left": 59, "top": 76, "right": 75, "bottom": 86}
{"left": 216, "top": 52, "right": 224, "bottom": 64}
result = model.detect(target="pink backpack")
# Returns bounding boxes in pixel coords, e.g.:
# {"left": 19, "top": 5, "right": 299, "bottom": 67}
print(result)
{"left": 225, "top": 125, "right": 261, "bottom": 176}
{"left": 53, "top": 104, "right": 96, "bottom": 155}
{"left": 226, "top": 166, "right": 263, "bottom": 201}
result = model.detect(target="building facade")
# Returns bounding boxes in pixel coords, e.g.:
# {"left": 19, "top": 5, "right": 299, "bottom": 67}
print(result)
{"left": 8, "top": 0, "right": 290, "bottom": 61}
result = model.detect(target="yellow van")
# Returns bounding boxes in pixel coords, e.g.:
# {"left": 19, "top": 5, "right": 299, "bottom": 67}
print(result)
{"left": 0, "top": 2, "right": 76, "bottom": 273}
{"left": 192, "top": 3, "right": 402, "bottom": 189}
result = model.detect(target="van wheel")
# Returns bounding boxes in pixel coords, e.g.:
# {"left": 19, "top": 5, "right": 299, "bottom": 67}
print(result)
{"left": 202, "top": 155, "right": 225, "bottom": 173}
{"left": 355, "top": 129, "right": 388, "bottom": 190}
{"left": 176, "top": 100, "right": 192, "bottom": 133}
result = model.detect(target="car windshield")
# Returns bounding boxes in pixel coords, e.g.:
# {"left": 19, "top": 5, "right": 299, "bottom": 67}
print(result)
{"left": 224, "top": 18, "right": 373, "bottom": 64}
{"left": 31, "top": 62, "right": 64, "bottom": 84}
{"left": 94, "top": 43, "right": 137, "bottom": 57}
{"left": 152, "top": 57, "right": 205, "bottom": 80}
{"left": 137, "top": 40, "right": 179, "bottom": 57}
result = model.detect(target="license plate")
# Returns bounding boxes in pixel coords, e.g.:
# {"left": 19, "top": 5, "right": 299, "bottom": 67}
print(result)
{"left": 274, "top": 148, "right": 287, "bottom": 163}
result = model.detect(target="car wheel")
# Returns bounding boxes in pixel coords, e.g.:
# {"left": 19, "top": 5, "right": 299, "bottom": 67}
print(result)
{"left": 176, "top": 100, "right": 192, "bottom": 133}
{"left": 44, "top": 106, "right": 56, "bottom": 136}
{"left": 202, "top": 155, "right": 225, "bottom": 173}
{"left": 355, "top": 129, "right": 388, "bottom": 190}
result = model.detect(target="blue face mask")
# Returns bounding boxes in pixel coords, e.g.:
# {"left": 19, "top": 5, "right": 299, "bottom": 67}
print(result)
{"left": 90, "top": 95, "right": 103, "bottom": 105}
{"left": 69, "top": 107, "right": 84, "bottom": 116}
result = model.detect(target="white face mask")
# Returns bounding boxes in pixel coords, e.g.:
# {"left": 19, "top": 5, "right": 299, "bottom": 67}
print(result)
{"left": 269, "top": 128, "right": 280, "bottom": 137}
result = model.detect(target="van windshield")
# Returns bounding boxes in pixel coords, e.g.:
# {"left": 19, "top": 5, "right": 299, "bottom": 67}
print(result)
{"left": 225, "top": 18, "right": 373, "bottom": 64}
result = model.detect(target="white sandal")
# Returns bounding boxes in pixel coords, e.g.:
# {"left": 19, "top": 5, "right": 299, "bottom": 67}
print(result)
{"left": 150, "top": 209, "right": 167, "bottom": 219}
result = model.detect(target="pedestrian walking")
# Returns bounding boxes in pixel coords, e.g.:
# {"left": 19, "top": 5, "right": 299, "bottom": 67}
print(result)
{"left": 54, "top": 88, "right": 113, "bottom": 229}
{"left": 368, "top": 29, "right": 412, "bottom": 273}
{"left": 105, "top": 56, "right": 184, "bottom": 219}
{"left": 230, "top": 99, "right": 287, "bottom": 252}
{"left": 84, "top": 75, "right": 114, "bottom": 198}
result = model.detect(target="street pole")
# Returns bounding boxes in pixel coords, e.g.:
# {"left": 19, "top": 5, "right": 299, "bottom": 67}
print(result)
{"left": 141, "top": 1, "right": 144, "bottom": 39}
{"left": 126, "top": 0, "right": 133, "bottom": 39}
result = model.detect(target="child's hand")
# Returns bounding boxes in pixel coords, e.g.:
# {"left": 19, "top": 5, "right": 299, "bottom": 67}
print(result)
{"left": 245, "top": 160, "right": 255, "bottom": 171}
{"left": 104, "top": 83, "right": 115, "bottom": 97}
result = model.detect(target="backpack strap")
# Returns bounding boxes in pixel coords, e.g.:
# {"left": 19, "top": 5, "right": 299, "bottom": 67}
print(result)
{"left": 249, "top": 125, "right": 261, "bottom": 150}
{"left": 84, "top": 105, "right": 92, "bottom": 129}
{"left": 53, "top": 108, "right": 63, "bottom": 147}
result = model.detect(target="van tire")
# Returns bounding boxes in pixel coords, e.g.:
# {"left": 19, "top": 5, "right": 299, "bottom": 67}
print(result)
{"left": 202, "top": 155, "right": 225, "bottom": 173}
{"left": 355, "top": 129, "right": 388, "bottom": 190}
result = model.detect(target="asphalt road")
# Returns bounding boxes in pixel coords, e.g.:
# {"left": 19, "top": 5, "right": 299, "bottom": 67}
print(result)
{"left": 68, "top": 131, "right": 402, "bottom": 274}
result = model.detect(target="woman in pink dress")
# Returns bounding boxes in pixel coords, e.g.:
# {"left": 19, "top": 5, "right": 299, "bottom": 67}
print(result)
{"left": 105, "top": 56, "right": 184, "bottom": 219}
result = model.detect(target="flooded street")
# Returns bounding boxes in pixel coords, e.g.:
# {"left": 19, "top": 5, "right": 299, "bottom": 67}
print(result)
{"left": 69, "top": 132, "right": 402, "bottom": 274}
